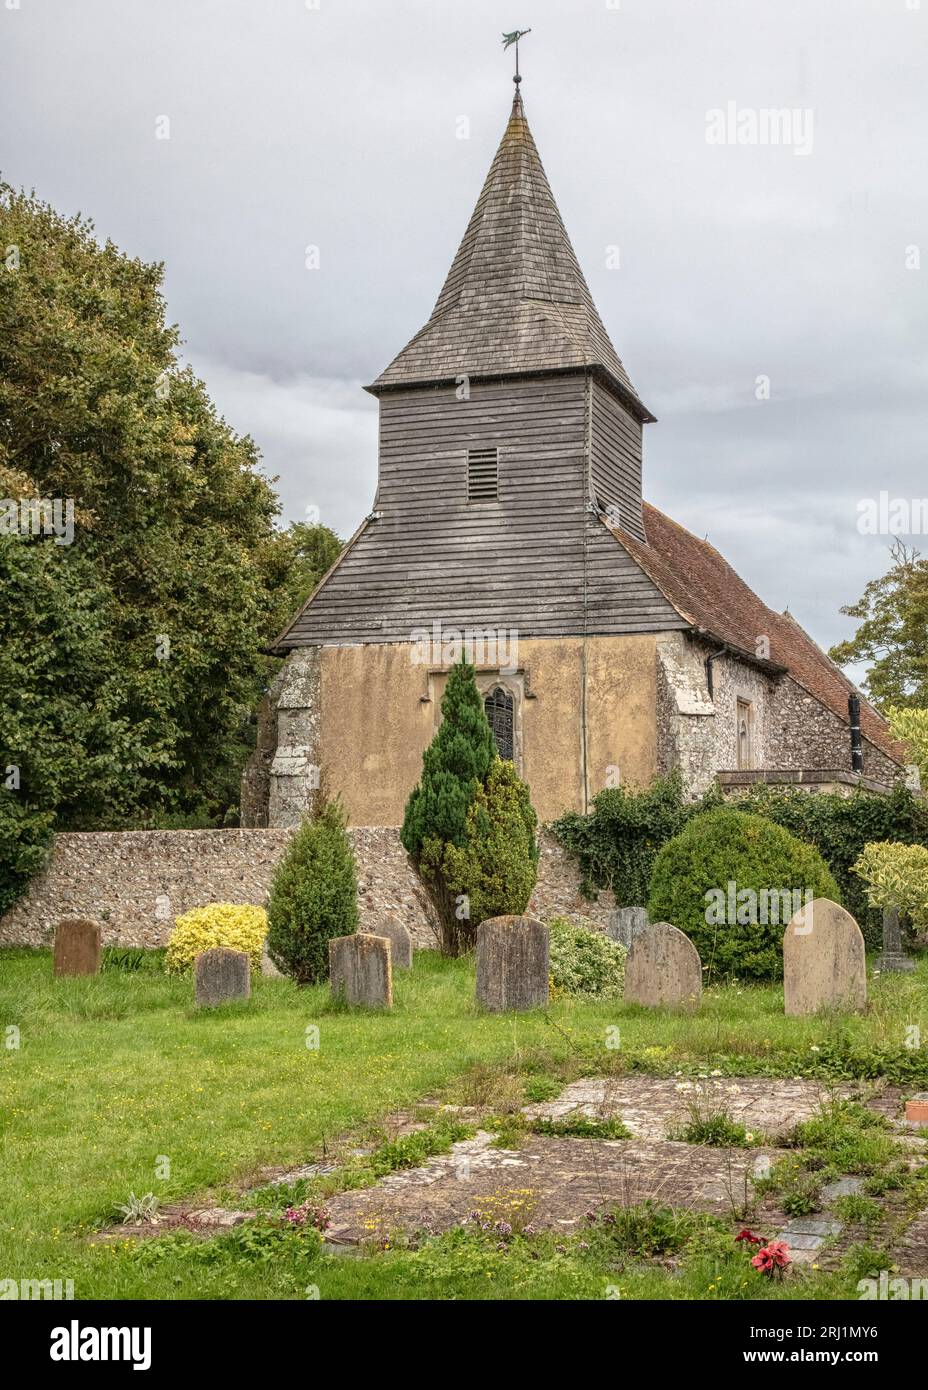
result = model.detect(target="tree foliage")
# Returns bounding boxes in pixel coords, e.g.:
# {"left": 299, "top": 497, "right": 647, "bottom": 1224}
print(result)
{"left": 0, "top": 185, "right": 338, "bottom": 906}
{"left": 829, "top": 541, "right": 928, "bottom": 709}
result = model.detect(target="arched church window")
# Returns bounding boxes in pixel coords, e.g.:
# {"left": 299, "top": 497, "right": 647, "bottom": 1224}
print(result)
{"left": 484, "top": 686, "right": 514, "bottom": 761}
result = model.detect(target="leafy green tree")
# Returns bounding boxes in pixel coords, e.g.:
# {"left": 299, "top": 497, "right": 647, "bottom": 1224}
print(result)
{"left": 0, "top": 184, "right": 304, "bottom": 856}
{"left": 266, "top": 799, "right": 359, "bottom": 985}
{"left": 830, "top": 541, "right": 928, "bottom": 708}
{"left": 276, "top": 521, "right": 343, "bottom": 620}
{"left": 0, "top": 530, "right": 144, "bottom": 911}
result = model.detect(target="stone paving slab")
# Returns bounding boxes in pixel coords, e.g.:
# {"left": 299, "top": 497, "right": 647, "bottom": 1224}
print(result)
{"left": 895, "top": 1210, "right": 928, "bottom": 1279}
{"left": 324, "top": 1130, "right": 789, "bottom": 1244}
{"left": 521, "top": 1076, "right": 861, "bottom": 1142}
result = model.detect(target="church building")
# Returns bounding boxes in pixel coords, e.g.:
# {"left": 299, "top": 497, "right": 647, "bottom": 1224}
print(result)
{"left": 242, "top": 82, "right": 905, "bottom": 829}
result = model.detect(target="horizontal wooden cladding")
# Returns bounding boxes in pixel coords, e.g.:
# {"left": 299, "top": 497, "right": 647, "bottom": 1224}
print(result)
{"left": 590, "top": 380, "right": 646, "bottom": 542}
{"left": 281, "top": 373, "right": 678, "bottom": 649}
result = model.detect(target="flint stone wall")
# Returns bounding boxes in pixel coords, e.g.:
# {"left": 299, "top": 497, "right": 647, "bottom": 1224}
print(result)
{"left": 0, "top": 828, "right": 610, "bottom": 950}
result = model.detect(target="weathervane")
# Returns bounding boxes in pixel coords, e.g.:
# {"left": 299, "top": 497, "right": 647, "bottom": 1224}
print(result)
{"left": 502, "top": 29, "right": 531, "bottom": 85}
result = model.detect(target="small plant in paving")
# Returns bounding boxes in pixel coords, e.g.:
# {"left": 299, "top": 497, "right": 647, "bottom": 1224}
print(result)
{"left": 670, "top": 1080, "right": 755, "bottom": 1148}
{"left": 266, "top": 797, "right": 358, "bottom": 984}
{"left": 115, "top": 1192, "right": 161, "bottom": 1225}
{"left": 832, "top": 1194, "right": 884, "bottom": 1231}
{"left": 528, "top": 1114, "right": 630, "bottom": 1140}
{"left": 584, "top": 1201, "right": 716, "bottom": 1259}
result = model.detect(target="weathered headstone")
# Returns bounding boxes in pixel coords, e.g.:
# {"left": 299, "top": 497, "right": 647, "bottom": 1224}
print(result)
{"left": 195, "top": 948, "right": 251, "bottom": 1008}
{"left": 783, "top": 898, "right": 867, "bottom": 1016}
{"left": 329, "top": 933, "right": 392, "bottom": 1008}
{"left": 623, "top": 922, "right": 702, "bottom": 1009}
{"left": 876, "top": 906, "right": 915, "bottom": 974}
{"left": 53, "top": 918, "right": 102, "bottom": 977}
{"left": 476, "top": 915, "right": 549, "bottom": 1012}
{"left": 606, "top": 906, "right": 649, "bottom": 950}
{"left": 260, "top": 948, "right": 284, "bottom": 979}
{"left": 362, "top": 916, "right": 412, "bottom": 969}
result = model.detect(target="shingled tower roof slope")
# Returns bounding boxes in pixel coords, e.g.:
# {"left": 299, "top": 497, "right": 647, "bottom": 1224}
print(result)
{"left": 371, "top": 87, "right": 652, "bottom": 420}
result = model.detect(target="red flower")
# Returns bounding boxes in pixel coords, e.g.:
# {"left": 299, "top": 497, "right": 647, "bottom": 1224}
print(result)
{"left": 751, "top": 1239, "right": 791, "bottom": 1275}
{"left": 735, "top": 1228, "right": 763, "bottom": 1244}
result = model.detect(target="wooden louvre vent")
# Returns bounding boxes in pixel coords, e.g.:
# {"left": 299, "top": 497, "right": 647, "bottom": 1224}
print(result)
{"left": 467, "top": 447, "right": 499, "bottom": 502}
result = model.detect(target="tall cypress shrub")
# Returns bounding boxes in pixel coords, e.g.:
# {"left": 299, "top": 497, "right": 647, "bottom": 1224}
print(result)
{"left": 266, "top": 798, "right": 358, "bottom": 984}
{"left": 401, "top": 659, "right": 503, "bottom": 954}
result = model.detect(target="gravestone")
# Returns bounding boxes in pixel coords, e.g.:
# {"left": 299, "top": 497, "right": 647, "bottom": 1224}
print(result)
{"left": 329, "top": 933, "right": 392, "bottom": 1008}
{"left": 476, "top": 915, "right": 548, "bottom": 1012}
{"left": 53, "top": 918, "right": 102, "bottom": 977}
{"left": 195, "top": 948, "right": 251, "bottom": 1008}
{"left": 606, "top": 906, "right": 649, "bottom": 950}
{"left": 623, "top": 922, "right": 702, "bottom": 1009}
{"left": 876, "top": 906, "right": 915, "bottom": 974}
{"left": 783, "top": 898, "right": 867, "bottom": 1016}
{"left": 363, "top": 916, "right": 412, "bottom": 969}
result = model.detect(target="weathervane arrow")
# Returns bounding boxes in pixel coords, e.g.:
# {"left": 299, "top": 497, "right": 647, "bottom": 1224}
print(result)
{"left": 502, "top": 28, "right": 531, "bottom": 83}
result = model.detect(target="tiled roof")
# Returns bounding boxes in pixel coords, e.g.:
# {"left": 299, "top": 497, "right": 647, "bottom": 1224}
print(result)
{"left": 371, "top": 88, "right": 651, "bottom": 418}
{"left": 610, "top": 503, "right": 906, "bottom": 765}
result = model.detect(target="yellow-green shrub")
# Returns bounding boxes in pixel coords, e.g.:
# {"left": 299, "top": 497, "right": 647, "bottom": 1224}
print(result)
{"left": 851, "top": 841, "right": 928, "bottom": 937}
{"left": 164, "top": 903, "right": 268, "bottom": 975}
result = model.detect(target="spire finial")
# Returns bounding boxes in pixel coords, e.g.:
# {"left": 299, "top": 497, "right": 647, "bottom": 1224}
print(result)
{"left": 501, "top": 29, "right": 531, "bottom": 86}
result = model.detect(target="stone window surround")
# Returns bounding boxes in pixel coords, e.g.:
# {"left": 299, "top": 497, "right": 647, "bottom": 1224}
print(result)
{"left": 420, "top": 665, "right": 535, "bottom": 775}
{"left": 735, "top": 693, "right": 756, "bottom": 770}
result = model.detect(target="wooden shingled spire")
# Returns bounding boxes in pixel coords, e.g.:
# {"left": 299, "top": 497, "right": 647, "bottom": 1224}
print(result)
{"left": 370, "top": 84, "right": 652, "bottom": 421}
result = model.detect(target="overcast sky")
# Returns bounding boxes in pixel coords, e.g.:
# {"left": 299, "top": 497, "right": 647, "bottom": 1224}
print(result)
{"left": 4, "top": 0, "right": 927, "bottom": 675}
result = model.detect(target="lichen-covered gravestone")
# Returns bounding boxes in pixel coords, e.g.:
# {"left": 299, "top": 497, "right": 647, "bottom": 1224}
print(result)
{"left": 194, "top": 948, "right": 251, "bottom": 1008}
{"left": 605, "top": 906, "right": 649, "bottom": 950}
{"left": 475, "top": 915, "right": 548, "bottom": 1012}
{"left": 363, "top": 916, "right": 412, "bottom": 969}
{"left": 783, "top": 898, "right": 867, "bottom": 1015}
{"left": 53, "top": 918, "right": 102, "bottom": 977}
{"left": 623, "top": 922, "right": 702, "bottom": 1009}
{"left": 329, "top": 934, "right": 392, "bottom": 1008}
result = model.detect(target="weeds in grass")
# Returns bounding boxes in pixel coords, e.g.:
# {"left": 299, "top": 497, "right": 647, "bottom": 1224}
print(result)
{"left": 832, "top": 1194, "right": 884, "bottom": 1231}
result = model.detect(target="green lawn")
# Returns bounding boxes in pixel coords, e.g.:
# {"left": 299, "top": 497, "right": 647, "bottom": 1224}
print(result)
{"left": 1, "top": 947, "right": 926, "bottom": 1300}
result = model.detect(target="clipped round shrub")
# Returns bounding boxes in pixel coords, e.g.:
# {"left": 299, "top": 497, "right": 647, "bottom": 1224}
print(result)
{"left": 548, "top": 916, "right": 627, "bottom": 998}
{"left": 266, "top": 798, "right": 358, "bottom": 985}
{"left": 164, "top": 903, "right": 268, "bottom": 975}
{"left": 648, "top": 807, "right": 840, "bottom": 982}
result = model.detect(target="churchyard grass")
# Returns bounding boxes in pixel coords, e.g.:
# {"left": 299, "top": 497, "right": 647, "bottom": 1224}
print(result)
{"left": 1, "top": 946, "right": 926, "bottom": 1299}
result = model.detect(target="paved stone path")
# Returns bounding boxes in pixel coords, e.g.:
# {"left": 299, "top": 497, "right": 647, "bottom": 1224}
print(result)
{"left": 521, "top": 1076, "right": 853, "bottom": 1142}
{"left": 324, "top": 1129, "right": 790, "bottom": 1243}
{"left": 97, "top": 1075, "right": 927, "bottom": 1275}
